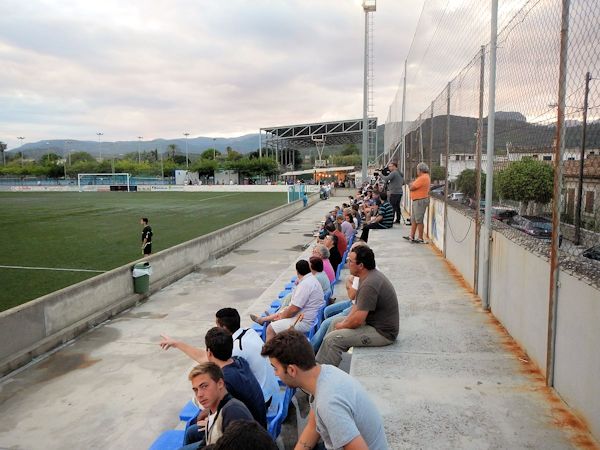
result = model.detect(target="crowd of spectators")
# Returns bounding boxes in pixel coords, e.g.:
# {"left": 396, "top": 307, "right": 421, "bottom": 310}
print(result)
{"left": 154, "top": 162, "right": 426, "bottom": 449}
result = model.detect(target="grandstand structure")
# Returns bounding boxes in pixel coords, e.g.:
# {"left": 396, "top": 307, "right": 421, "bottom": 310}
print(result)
{"left": 259, "top": 117, "right": 379, "bottom": 168}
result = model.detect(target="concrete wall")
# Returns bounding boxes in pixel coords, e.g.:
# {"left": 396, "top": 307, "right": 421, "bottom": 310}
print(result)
{"left": 426, "top": 200, "right": 600, "bottom": 441}
{"left": 554, "top": 272, "right": 600, "bottom": 439}
{"left": 0, "top": 196, "right": 316, "bottom": 377}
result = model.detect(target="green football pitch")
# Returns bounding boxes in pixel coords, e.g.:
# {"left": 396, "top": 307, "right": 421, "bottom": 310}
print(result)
{"left": 0, "top": 191, "right": 287, "bottom": 312}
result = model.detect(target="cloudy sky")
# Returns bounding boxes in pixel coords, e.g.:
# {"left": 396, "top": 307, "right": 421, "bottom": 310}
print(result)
{"left": 0, "top": 0, "right": 425, "bottom": 150}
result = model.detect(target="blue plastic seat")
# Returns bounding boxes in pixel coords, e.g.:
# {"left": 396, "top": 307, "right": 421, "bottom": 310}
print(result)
{"left": 178, "top": 400, "right": 200, "bottom": 422}
{"left": 284, "top": 282, "right": 294, "bottom": 290}
{"left": 148, "top": 430, "right": 185, "bottom": 450}
{"left": 268, "top": 387, "right": 296, "bottom": 439}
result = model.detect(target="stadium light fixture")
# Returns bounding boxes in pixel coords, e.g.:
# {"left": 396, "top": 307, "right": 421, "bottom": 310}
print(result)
{"left": 184, "top": 132, "right": 190, "bottom": 169}
{"left": 17, "top": 136, "right": 25, "bottom": 166}
{"left": 96, "top": 132, "right": 104, "bottom": 160}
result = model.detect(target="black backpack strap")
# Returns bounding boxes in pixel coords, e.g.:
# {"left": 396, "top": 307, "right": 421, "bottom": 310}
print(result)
{"left": 234, "top": 328, "right": 249, "bottom": 351}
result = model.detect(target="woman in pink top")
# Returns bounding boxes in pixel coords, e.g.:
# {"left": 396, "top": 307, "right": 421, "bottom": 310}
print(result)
{"left": 312, "top": 244, "right": 335, "bottom": 283}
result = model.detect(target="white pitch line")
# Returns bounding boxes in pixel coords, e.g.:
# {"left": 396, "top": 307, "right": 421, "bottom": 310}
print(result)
{"left": 193, "top": 192, "right": 242, "bottom": 202}
{"left": 0, "top": 265, "right": 106, "bottom": 273}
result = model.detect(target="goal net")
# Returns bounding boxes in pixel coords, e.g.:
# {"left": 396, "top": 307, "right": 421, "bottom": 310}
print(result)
{"left": 78, "top": 173, "right": 131, "bottom": 192}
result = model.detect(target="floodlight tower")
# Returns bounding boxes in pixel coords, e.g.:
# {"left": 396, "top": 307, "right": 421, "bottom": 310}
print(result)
{"left": 137, "top": 136, "right": 143, "bottom": 164}
{"left": 17, "top": 136, "right": 25, "bottom": 166}
{"left": 183, "top": 132, "right": 190, "bottom": 169}
{"left": 361, "top": 0, "right": 376, "bottom": 182}
{"left": 96, "top": 132, "right": 104, "bottom": 160}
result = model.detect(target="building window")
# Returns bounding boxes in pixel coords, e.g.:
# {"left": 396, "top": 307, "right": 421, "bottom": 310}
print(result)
{"left": 543, "top": 155, "right": 552, "bottom": 161}
{"left": 585, "top": 191, "right": 594, "bottom": 213}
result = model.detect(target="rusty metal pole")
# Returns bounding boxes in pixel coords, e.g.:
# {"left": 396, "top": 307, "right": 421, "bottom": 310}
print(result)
{"left": 474, "top": 46, "right": 486, "bottom": 295}
{"left": 547, "top": 0, "right": 570, "bottom": 388}
{"left": 443, "top": 82, "right": 451, "bottom": 257}
{"left": 574, "top": 71, "right": 590, "bottom": 245}
{"left": 427, "top": 102, "right": 434, "bottom": 238}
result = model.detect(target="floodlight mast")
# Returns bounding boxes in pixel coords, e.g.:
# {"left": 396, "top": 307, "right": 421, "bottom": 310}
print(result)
{"left": 361, "top": 0, "right": 376, "bottom": 182}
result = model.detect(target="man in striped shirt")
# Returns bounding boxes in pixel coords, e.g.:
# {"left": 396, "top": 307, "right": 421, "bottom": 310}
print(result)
{"left": 358, "top": 191, "right": 394, "bottom": 243}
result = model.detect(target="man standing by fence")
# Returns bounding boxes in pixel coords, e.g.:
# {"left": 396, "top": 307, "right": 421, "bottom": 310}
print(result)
{"left": 404, "top": 163, "right": 431, "bottom": 244}
{"left": 379, "top": 161, "right": 404, "bottom": 224}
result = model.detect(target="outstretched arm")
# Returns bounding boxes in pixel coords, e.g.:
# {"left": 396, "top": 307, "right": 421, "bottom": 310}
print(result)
{"left": 159, "top": 334, "right": 207, "bottom": 363}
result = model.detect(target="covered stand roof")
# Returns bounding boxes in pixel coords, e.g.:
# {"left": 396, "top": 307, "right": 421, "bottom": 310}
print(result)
{"left": 261, "top": 117, "right": 377, "bottom": 149}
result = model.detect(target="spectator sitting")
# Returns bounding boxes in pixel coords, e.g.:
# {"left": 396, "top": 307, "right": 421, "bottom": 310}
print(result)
{"left": 162, "top": 328, "right": 267, "bottom": 447}
{"left": 316, "top": 245, "right": 399, "bottom": 367}
{"left": 312, "top": 243, "right": 335, "bottom": 283}
{"left": 261, "top": 330, "right": 389, "bottom": 450}
{"left": 250, "top": 260, "right": 324, "bottom": 341}
{"left": 180, "top": 363, "right": 256, "bottom": 450}
{"left": 337, "top": 212, "right": 355, "bottom": 242}
{"left": 325, "top": 222, "right": 347, "bottom": 256}
{"left": 309, "top": 256, "right": 332, "bottom": 299}
{"left": 208, "top": 419, "right": 277, "bottom": 450}
{"left": 159, "top": 308, "right": 279, "bottom": 415}
{"left": 323, "top": 233, "right": 342, "bottom": 273}
{"left": 358, "top": 191, "right": 394, "bottom": 243}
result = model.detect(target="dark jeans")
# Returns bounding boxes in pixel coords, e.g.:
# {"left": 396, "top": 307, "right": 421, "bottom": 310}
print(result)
{"left": 389, "top": 193, "right": 403, "bottom": 223}
{"left": 359, "top": 222, "right": 388, "bottom": 243}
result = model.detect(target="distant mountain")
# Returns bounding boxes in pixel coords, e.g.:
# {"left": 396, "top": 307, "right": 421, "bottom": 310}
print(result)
{"left": 8, "top": 134, "right": 261, "bottom": 158}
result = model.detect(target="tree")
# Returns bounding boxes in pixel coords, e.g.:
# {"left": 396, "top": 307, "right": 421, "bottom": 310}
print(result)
{"left": 41, "top": 153, "right": 61, "bottom": 165}
{"left": 70, "top": 151, "right": 95, "bottom": 164}
{"left": 167, "top": 144, "right": 178, "bottom": 159}
{"left": 226, "top": 148, "right": 243, "bottom": 161}
{"left": 201, "top": 148, "right": 221, "bottom": 160}
{"left": 430, "top": 165, "right": 446, "bottom": 182}
{"left": 456, "top": 169, "right": 486, "bottom": 198}
{"left": 341, "top": 144, "right": 359, "bottom": 156}
{"left": 497, "top": 159, "right": 553, "bottom": 204}
{"left": 0, "top": 141, "right": 6, "bottom": 165}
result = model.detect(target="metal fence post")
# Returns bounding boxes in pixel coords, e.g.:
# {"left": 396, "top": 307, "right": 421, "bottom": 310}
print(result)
{"left": 482, "top": 0, "right": 498, "bottom": 311}
{"left": 474, "top": 45, "right": 486, "bottom": 295}
{"left": 443, "top": 82, "right": 451, "bottom": 257}
{"left": 547, "top": 0, "right": 570, "bottom": 388}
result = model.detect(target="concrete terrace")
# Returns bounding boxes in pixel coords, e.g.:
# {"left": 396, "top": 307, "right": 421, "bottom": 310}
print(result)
{"left": 0, "top": 195, "right": 597, "bottom": 450}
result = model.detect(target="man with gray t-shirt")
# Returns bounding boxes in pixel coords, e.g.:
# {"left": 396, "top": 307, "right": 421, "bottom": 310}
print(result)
{"left": 262, "top": 329, "right": 389, "bottom": 450}
{"left": 316, "top": 245, "right": 399, "bottom": 367}
{"left": 379, "top": 161, "right": 404, "bottom": 224}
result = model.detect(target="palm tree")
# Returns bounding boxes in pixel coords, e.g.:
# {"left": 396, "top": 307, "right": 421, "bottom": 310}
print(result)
{"left": 167, "top": 144, "right": 177, "bottom": 160}
{"left": 0, "top": 141, "right": 6, "bottom": 165}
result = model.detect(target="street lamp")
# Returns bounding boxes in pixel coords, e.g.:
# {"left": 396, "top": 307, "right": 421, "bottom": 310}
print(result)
{"left": 17, "top": 136, "right": 25, "bottom": 166}
{"left": 96, "top": 132, "right": 103, "bottom": 160}
{"left": 183, "top": 132, "right": 190, "bottom": 169}
{"left": 137, "top": 136, "right": 143, "bottom": 164}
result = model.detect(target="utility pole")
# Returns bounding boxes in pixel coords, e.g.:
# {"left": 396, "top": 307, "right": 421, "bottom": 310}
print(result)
{"left": 574, "top": 71, "right": 591, "bottom": 245}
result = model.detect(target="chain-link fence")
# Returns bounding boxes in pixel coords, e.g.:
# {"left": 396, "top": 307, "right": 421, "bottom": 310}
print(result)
{"left": 386, "top": 0, "right": 599, "bottom": 275}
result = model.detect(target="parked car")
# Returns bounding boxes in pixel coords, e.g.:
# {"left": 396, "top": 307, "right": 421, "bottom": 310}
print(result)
{"left": 582, "top": 245, "right": 600, "bottom": 261}
{"left": 508, "top": 215, "right": 562, "bottom": 246}
{"left": 491, "top": 206, "right": 518, "bottom": 222}
{"left": 430, "top": 185, "right": 445, "bottom": 195}
{"left": 448, "top": 192, "right": 464, "bottom": 202}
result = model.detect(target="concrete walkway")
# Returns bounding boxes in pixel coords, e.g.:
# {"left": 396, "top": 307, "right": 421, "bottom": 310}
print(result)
{"left": 0, "top": 195, "right": 596, "bottom": 450}
{"left": 351, "top": 224, "right": 597, "bottom": 449}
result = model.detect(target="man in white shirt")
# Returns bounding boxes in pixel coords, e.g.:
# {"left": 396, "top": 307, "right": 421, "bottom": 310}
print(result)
{"left": 251, "top": 259, "right": 324, "bottom": 341}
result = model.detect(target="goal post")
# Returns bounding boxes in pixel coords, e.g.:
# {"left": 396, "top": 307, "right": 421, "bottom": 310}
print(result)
{"left": 77, "top": 173, "right": 131, "bottom": 192}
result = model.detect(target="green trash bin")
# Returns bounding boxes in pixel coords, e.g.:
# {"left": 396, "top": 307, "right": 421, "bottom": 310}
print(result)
{"left": 132, "top": 262, "right": 151, "bottom": 294}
